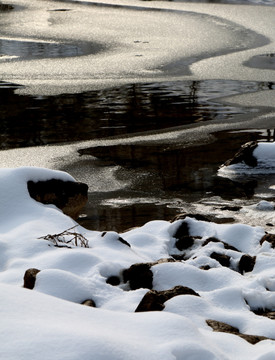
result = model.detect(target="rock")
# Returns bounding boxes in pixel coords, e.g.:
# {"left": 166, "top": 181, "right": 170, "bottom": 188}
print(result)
{"left": 260, "top": 233, "right": 275, "bottom": 247}
{"left": 254, "top": 309, "right": 275, "bottom": 320}
{"left": 238, "top": 254, "right": 256, "bottom": 274}
{"left": 135, "top": 285, "right": 200, "bottom": 312}
{"left": 81, "top": 299, "right": 96, "bottom": 307}
{"left": 106, "top": 276, "right": 121, "bottom": 286}
{"left": 123, "top": 263, "right": 153, "bottom": 290}
{"left": 175, "top": 236, "right": 194, "bottom": 251}
{"left": 27, "top": 179, "right": 88, "bottom": 220}
{"left": 122, "top": 259, "right": 178, "bottom": 290}
{"left": 210, "top": 252, "right": 231, "bottom": 267}
{"left": 206, "top": 319, "right": 270, "bottom": 344}
{"left": 23, "top": 268, "right": 40, "bottom": 289}
{"left": 222, "top": 141, "right": 258, "bottom": 167}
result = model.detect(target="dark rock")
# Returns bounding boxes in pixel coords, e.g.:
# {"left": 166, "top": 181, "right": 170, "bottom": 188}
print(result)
{"left": 135, "top": 285, "right": 200, "bottom": 312}
{"left": 200, "top": 265, "right": 211, "bottom": 270}
{"left": 106, "top": 276, "right": 120, "bottom": 286}
{"left": 172, "top": 219, "right": 197, "bottom": 251}
{"left": 210, "top": 252, "right": 231, "bottom": 267}
{"left": 254, "top": 309, "right": 275, "bottom": 320}
{"left": 123, "top": 263, "right": 153, "bottom": 290}
{"left": 260, "top": 233, "right": 275, "bottom": 247}
{"left": 206, "top": 319, "right": 270, "bottom": 344}
{"left": 175, "top": 236, "right": 194, "bottom": 251}
{"left": 27, "top": 179, "right": 88, "bottom": 220}
{"left": 222, "top": 141, "right": 258, "bottom": 168}
{"left": 81, "top": 299, "right": 96, "bottom": 307}
{"left": 118, "top": 236, "right": 131, "bottom": 248}
{"left": 239, "top": 254, "right": 256, "bottom": 274}
{"left": 173, "top": 220, "right": 190, "bottom": 238}
{"left": 171, "top": 254, "right": 186, "bottom": 261}
{"left": 23, "top": 268, "right": 41, "bottom": 289}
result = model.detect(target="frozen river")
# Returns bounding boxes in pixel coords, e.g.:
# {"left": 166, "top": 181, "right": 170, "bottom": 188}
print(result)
{"left": 0, "top": 0, "right": 274, "bottom": 231}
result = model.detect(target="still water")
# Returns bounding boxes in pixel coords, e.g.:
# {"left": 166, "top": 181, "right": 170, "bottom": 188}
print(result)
{"left": 1, "top": 79, "right": 274, "bottom": 231}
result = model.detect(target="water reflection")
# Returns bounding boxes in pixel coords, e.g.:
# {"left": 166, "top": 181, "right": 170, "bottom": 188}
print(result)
{"left": 0, "top": 80, "right": 273, "bottom": 149}
{"left": 0, "top": 39, "right": 101, "bottom": 60}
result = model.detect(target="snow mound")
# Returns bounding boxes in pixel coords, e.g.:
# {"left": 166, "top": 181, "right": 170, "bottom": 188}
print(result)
{"left": 219, "top": 142, "right": 275, "bottom": 177}
{"left": 2, "top": 167, "right": 275, "bottom": 359}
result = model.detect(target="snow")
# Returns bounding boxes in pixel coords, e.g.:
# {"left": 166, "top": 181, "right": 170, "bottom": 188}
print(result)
{"left": 219, "top": 142, "right": 275, "bottom": 178}
{"left": 1, "top": 166, "right": 275, "bottom": 359}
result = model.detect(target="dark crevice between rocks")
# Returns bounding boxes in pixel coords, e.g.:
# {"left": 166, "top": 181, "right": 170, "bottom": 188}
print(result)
{"left": 206, "top": 319, "right": 271, "bottom": 344}
{"left": 135, "top": 285, "right": 200, "bottom": 312}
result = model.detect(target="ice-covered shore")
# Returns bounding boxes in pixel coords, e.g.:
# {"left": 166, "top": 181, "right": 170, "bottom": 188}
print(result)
{"left": 1, "top": 165, "right": 275, "bottom": 359}
{"left": 0, "top": 0, "right": 274, "bottom": 95}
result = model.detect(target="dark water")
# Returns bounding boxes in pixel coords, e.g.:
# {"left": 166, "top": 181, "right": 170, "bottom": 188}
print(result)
{"left": 0, "top": 79, "right": 275, "bottom": 231}
{"left": 0, "top": 39, "right": 101, "bottom": 60}
{"left": 0, "top": 80, "right": 274, "bottom": 149}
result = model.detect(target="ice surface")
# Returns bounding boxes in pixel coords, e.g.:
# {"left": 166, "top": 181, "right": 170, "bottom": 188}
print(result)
{"left": 0, "top": 0, "right": 274, "bottom": 95}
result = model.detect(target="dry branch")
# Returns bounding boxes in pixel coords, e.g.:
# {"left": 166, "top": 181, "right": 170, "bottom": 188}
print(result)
{"left": 38, "top": 225, "right": 89, "bottom": 248}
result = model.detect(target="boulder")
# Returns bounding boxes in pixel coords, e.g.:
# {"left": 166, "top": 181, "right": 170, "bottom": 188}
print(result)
{"left": 27, "top": 179, "right": 88, "bottom": 220}
{"left": 135, "top": 285, "right": 200, "bottom": 312}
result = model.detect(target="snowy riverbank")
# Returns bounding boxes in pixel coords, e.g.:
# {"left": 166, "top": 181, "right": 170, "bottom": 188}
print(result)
{"left": 1, "top": 162, "right": 275, "bottom": 359}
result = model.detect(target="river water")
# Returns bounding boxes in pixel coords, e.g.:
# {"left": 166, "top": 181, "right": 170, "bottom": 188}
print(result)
{"left": 0, "top": 0, "right": 275, "bottom": 231}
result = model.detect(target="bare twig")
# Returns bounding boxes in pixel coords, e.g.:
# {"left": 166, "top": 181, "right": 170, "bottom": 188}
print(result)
{"left": 38, "top": 225, "right": 89, "bottom": 248}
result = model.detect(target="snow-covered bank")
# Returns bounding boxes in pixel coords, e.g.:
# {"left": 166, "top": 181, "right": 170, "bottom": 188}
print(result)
{"left": 2, "top": 167, "right": 275, "bottom": 359}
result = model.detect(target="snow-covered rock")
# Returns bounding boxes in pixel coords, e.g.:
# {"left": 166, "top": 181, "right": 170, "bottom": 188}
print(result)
{"left": 2, "top": 167, "right": 275, "bottom": 359}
